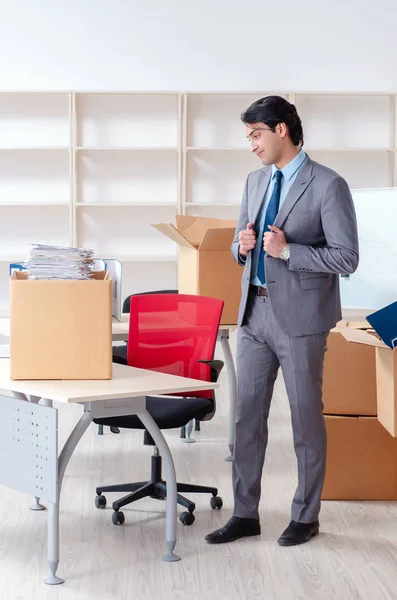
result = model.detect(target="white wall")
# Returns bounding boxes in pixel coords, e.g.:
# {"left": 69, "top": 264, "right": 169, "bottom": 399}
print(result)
{"left": 0, "top": 0, "right": 396, "bottom": 91}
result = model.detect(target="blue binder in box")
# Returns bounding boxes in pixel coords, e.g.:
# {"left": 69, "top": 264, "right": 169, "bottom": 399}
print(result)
{"left": 366, "top": 301, "right": 397, "bottom": 350}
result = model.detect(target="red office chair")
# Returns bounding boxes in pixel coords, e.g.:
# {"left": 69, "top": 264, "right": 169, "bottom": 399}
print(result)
{"left": 100, "top": 289, "right": 178, "bottom": 436}
{"left": 94, "top": 294, "right": 224, "bottom": 526}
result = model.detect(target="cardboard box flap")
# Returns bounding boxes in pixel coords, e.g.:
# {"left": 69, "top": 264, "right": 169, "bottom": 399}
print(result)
{"left": 340, "top": 327, "right": 390, "bottom": 349}
{"left": 175, "top": 216, "right": 237, "bottom": 246}
{"left": 336, "top": 319, "right": 372, "bottom": 330}
{"left": 151, "top": 223, "right": 194, "bottom": 249}
{"left": 198, "top": 227, "right": 236, "bottom": 251}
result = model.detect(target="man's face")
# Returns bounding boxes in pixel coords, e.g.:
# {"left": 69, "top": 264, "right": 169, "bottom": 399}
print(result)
{"left": 246, "top": 122, "right": 282, "bottom": 166}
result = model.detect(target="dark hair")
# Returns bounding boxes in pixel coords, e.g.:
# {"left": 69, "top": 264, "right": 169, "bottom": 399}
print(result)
{"left": 241, "top": 95, "right": 304, "bottom": 147}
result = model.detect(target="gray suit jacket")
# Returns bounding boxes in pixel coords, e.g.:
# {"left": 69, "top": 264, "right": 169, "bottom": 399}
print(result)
{"left": 231, "top": 156, "right": 359, "bottom": 336}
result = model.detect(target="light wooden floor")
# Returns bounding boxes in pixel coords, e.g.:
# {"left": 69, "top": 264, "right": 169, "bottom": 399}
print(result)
{"left": 1, "top": 368, "right": 397, "bottom": 600}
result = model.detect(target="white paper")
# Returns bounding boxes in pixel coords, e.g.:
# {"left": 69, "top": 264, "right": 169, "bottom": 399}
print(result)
{"left": 24, "top": 244, "right": 95, "bottom": 280}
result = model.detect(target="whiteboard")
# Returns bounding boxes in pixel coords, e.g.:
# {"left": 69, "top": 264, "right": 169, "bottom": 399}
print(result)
{"left": 340, "top": 188, "right": 397, "bottom": 310}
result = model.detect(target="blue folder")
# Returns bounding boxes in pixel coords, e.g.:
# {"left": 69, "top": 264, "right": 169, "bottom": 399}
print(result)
{"left": 9, "top": 263, "right": 27, "bottom": 276}
{"left": 366, "top": 301, "right": 397, "bottom": 349}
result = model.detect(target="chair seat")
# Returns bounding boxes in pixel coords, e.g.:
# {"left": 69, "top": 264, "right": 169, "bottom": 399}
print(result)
{"left": 112, "top": 344, "right": 127, "bottom": 362}
{"left": 94, "top": 395, "right": 213, "bottom": 430}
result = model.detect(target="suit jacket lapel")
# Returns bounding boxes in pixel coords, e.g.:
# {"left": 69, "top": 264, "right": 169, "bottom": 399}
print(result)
{"left": 251, "top": 167, "right": 271, "bottom": 225}
{"left": 274, "top": 156, "right": 315, "bottom": 229}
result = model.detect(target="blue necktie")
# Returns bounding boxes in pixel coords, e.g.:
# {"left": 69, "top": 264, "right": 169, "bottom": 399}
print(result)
{"left": 257, "top": 169, "right": 283, "bottom": 285}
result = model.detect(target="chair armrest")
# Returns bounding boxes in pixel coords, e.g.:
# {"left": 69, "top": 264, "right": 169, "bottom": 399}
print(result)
{"left": 197, "top": 359, "right": 224, "bottom": 382}
{"left": 112, "top": 354, "right": 128, "bottom": 366}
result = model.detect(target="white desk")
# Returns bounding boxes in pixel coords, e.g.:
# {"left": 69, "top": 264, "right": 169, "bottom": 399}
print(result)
{"left": 0, "top": 359, "right": 217, "bottom": 585}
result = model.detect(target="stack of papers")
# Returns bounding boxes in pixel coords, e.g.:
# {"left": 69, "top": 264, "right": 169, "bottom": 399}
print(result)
{"left": 25, "top": 244, "right": 95, "bottom": 280}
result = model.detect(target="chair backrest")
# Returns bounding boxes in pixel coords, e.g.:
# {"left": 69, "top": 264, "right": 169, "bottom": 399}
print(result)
{"left": 127, "top": 294, "right": 224, "bottom": 399}
{"left": 122, "top": 290, "right": 178, "bottom": 313}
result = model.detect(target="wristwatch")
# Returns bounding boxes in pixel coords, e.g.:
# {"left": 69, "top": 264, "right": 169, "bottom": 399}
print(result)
{"left": 279, "top": 244, "right": 291, "bottom": 261}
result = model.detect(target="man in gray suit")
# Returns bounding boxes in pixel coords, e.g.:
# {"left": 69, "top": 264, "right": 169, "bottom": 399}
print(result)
{"left": 206, "top": 96, "right": 359, "bottom": 546}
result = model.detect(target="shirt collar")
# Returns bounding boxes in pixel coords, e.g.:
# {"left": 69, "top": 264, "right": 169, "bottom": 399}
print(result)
{"left": 271, "top": 149, "right": 306, "bottom": 181}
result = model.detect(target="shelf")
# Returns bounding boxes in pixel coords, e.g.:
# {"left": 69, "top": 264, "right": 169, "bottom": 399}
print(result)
{"left": 77, "top": 149, "right": 178, "bottom": 206}
{"left": 76, "top": 90, "right": 179, "bottom": 96}
{"left": 76, "top": 93, "right": 180, "bottom": 149}
{"left": 76, "top": 146, "right": 178, "bottom": 151}
{"left": 0, "top": 202, "right": 70, "bottom": 207}
{"left": 186, "top": 147, "right": 248, "bottom": 151}
{"left": 76, "top": 202, "right": 177, "bottom": 207}
{"left": 186, "top": 146, "right": 396, "bottom": 152}
{"left": 185, "top": 202, "right": 240, "bottom": 207}
{"left": 0, "top": 93, "right": 70, "bottom": 148}
{"left": 305, "top": 147, "right": 395, "bottom": 153}
{"left": 0, "top": 146, "right": 70, "bottom": 151}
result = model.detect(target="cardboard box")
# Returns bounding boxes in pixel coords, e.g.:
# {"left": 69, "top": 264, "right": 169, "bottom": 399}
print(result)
{"left": 340, "top": 327, "right": 397, "bottom": 436}
{"left": 10, "top": 271, "right": 112, "bottom": 380}
{"left": 322, "top": 415, "right": 397, "bottom": 500}
{"left": 152, "top": 216, "right": 241, "bottom": 324}
{"left": 322, "top": 324, "right": 377, "bottom": 416}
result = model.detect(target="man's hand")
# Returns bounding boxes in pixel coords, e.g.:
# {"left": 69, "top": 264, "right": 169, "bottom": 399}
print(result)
{"left": 263, "top": 225, "right": 287, "bottom": 258}
{"left": 239, "top": 222, "right": 256, "bottom": 257}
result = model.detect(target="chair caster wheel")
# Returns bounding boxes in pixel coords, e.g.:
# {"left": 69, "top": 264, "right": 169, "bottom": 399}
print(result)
{"left": 95, "top": 495, "right": 107, "bottom": 509}
{"left": 210, "top": 496, "right": 223, "bottom": 509}
{"left": 179, "top": 511, "right": 195, "bottom": 526}
{"left": 112, "top": 511, "right": 125, "bottom": 525}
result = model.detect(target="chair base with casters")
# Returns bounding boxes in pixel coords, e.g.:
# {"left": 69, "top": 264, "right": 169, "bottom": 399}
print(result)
{"left": 95, "top": 431, "right": 223, "bottom": 526}
{"left": 94, "top": 359, "right": 223, "bottom": 527}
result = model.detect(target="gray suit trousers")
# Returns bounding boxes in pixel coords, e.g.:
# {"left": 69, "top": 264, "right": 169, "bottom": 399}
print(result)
{"left": 232, "top": 287, "right": 329, "bottom": 523}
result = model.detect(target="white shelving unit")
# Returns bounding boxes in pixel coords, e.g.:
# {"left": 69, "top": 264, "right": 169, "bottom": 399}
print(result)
{"left": 0, "top": 89, "right": 396, "bottom": 315}
{"left": 181, "top": 91, "right": 397, "bottom": 218}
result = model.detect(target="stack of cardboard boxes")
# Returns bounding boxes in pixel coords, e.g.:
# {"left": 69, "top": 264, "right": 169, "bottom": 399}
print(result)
{"left": 322, "top": 313, "right": 397, "bottom": 500}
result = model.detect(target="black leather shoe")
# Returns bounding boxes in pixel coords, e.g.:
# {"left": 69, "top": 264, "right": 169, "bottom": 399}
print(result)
{"left": 277, "top": 520, "right": 319, "bottom": 546}
{"left": 205, "top": 517, "right": 261, "bottom": 544}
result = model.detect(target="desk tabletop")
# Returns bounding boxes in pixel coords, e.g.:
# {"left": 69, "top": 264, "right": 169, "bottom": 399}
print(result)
{"left": 0, "top": 360, "right": 218, "bottom": 405}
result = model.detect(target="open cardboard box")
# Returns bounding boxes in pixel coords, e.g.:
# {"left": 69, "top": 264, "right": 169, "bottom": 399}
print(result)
{"left": 340, "top": 305, "right": 397, "bottom": 436}
{"left": 10, "top": 271, "right": 112, "bottom": 380}
{"left": 323, "top": 320, "right": 377, "bottom": 416}
{"left": 152, "top": 216, "right": 241, "bottom": 324}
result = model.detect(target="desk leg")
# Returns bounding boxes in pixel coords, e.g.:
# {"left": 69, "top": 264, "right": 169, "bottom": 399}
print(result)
{"left": 9, "top": 392, "right": 48, "bottom": 512}
{"left": 29, "top": 396, "right": 48, "bottom": 511}
{"left": 45, "top": 409, "right": 93, "bottom": 585}
{"left": 138, "top": 409, "right": 181, "bottom": 562}
{"left": 219, "top": 329, "right": 237, "bottom": 461}
{"left": 45, "top": 502, "right": 63, "bottom": 585}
